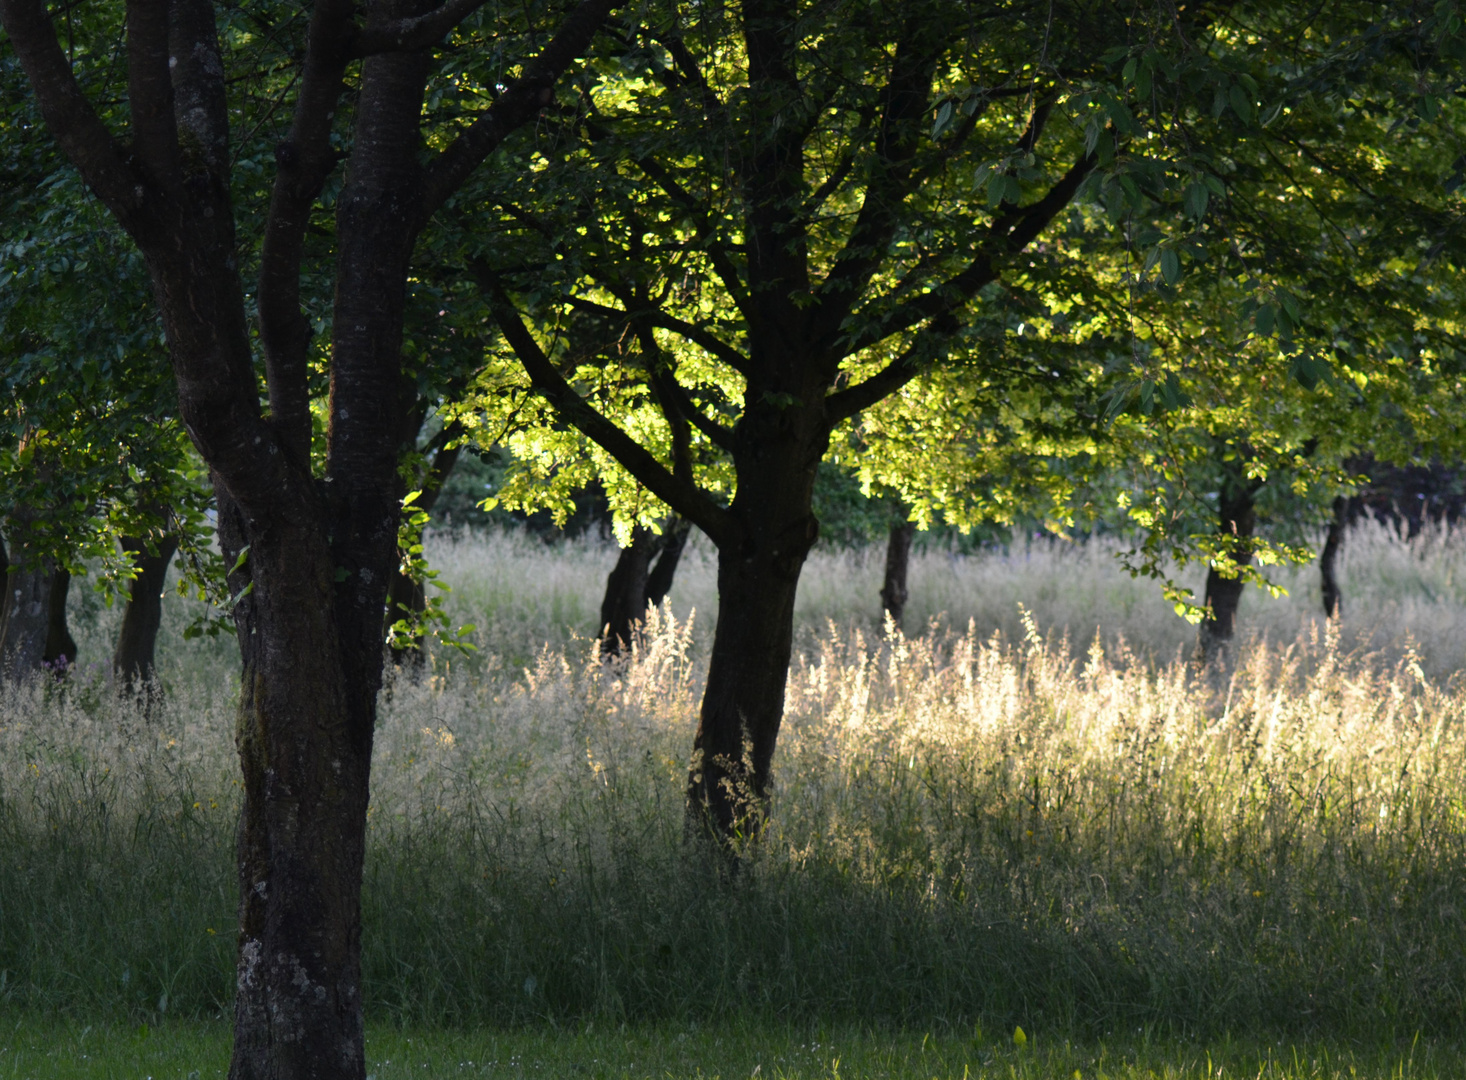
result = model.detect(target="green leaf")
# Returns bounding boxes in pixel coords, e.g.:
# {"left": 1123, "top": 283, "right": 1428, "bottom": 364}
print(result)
{"left": 1160, "top": 248, "right": 1181, "bottom": 285}
{"left": 1255, "top": 303, "right": 1275, "bottom": 337}
{"left": 1229, "top": 84, "right": 1254, "bottom": 123}
{"left": 931, "top": 100, "right": 954, "bottom": 138}
{"left": 1159, "top": 371, "right": 1192, "bottom": 410}
{"left": 1184, "top": 182, "right": 1209, "bottom": 219}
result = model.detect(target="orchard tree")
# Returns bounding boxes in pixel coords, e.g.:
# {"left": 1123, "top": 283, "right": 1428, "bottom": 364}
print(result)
{"left": 1, "top": 60, "right": 205, "bottom": 682}
{"left": 844, "top": 0, "right": 1466, "bottom": 662}
{"left": 445, "top": 0, "right": 1287, "bottom": 841}
{"left": 0, "top": 0, "right": 615, "bottom": 1076}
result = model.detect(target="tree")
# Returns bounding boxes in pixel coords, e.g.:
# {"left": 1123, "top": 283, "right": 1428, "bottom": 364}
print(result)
{"left": 112, "top": 528, "right": 179, "bottom": 689}
{"left": 3, "top": 40, "right": 214, "bottom": 685}
{"left": 0, "top": 0, "right": 615, "bottom": 1075}
{"left": 879, "top": 516, "right": 916, "bottom": 632}
{"left": 455, "top": 0, "right": 1279, "bottom": 841}
{"left": 599, "top": 512, "right": 690, "bottom": 654}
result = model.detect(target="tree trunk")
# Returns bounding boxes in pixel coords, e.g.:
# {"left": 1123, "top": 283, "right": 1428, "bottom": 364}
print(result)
{"left": 687, "top": 413, "right": 824, "bottom": 845}
{"left": 113, "top": 534, "right": 179, "bottom": 689}
{"left": 599, "top": 525, "right": 657, "bottom": 656}
{"left": 1320, "top": 495, "right": 1347, "bottom": 619}
{"left": 220, "top": 488, "right": 375, "bottom": 1080}
{"left": 0, "top": 0, "right": 632, "bottom": 1070}
{"left": 880, "top": 519, "right": 915, "bottom": 632}
{"left": 645, "top": 514, "right": 691, "bottom": 608}
{"left": 1197, "top": 470, "right": 1261, "bottom": 666}
{"left": 0, "top": 562, "right": 54, "bottom": 681}
{"left": 44, "top": 568, "right": 76, "bottom": 670}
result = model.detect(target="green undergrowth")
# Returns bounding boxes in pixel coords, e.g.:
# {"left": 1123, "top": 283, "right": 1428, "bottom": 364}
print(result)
{"left": 0, "top": 1015, "right": 1462, "bottom": 1080}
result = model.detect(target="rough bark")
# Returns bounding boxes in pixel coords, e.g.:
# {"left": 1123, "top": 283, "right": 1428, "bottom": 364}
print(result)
{"left": 0, "top": 562, "right": 55, "bottom": 681}
{"left": 1197, "top": 470, "right": 1262, "bottom": 666}
{"left": 113, "top": 534, "right": 180, "bottom": 689}
{"left": 685, "top": 406, "right": 825, "bottom": 844}
{"left": 1320, "top": 495, "right": 1347, "bottom": 620}
{"left": 880, "top": 519, "right": 915, "bottom": 632}
{"left": 0, "top": 0, "right": 615, "bottom": 1073}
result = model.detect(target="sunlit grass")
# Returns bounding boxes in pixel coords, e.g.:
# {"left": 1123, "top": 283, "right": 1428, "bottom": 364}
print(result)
{"left": 3, "top": 594, "right": 1464, "bottom": 1037}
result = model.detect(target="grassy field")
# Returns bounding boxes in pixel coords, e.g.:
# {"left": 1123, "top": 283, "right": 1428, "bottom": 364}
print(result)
{"left": 1, "top": 1015, "right": 1462, "bottom": 1080}
{"left": 4, "top": 522, "right": 1466, "bottom": 1076}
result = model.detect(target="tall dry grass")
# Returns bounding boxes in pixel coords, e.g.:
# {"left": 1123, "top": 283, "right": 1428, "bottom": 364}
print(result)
{"left": 2, "top": 581, "right": 1464, "bottom": 1036}
{"left": 419, "top": 518, "right": 1466, "bottom": 678}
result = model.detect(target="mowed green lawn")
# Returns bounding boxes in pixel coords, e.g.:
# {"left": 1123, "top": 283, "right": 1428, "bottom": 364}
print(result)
{"left": 0, "top": 1017, "right": 1461, "bottom": 1080}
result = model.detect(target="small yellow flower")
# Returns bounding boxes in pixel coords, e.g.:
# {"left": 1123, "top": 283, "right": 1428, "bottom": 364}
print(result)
{"left": 1013, "top": 1026, "right": 1027, "bottom": 1048}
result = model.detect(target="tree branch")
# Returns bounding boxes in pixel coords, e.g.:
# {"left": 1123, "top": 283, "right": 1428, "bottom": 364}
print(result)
{"left": 842, "top": 149, "right": 1097, "bottom": 358}
{"left": 822, "top": 316, "right": 958, "bottom": 424}
{"left": 470, "top": 262, "right": 733, "bottom": 544}
{"left": 621, "top": 150, "right": 754, "bottom": 324}
{"left": 565, "top": 295, "right": 752, "bottom": 377}
{"left": 257, "top": 0, "right": 358, "bottom": 469}
{"left": 354, "top": 0, "right": 490, "bottom": 55}
{"left": 125, "top": 0, "right": 179, "bottom": 184}
{"left": 0, "top": 0, "right": 149, "bottom": 232}
{"left": 808, "top": 24, "right": 950, "bottom": 343}
{"left": 414, "top": 0, "right": 618, "bottom": 229}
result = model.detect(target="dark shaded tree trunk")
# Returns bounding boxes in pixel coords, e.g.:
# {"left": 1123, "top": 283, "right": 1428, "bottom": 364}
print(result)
{"left": 0, "top": 0, "right": 614, "bottom": 1072}
{"left": 880, "top": 519, "right": 915, "bottom": 632}
{"left": 44, "top": 568, "right": 76, "bottom": 669}
{"left": 1197, "top": 466, "right": 1263, "bottom": 666}
{"left": 0, "top": 562, "right": 55, "bottom": 681}
{"left": 113, "top": 534, "right": 179, "bottom": 689}
{"left": 1320, "top": 495, "right": 1347, "bottom": 619}
{"left": 645, "top": 514, "right": 691, "bottom": 608}
{"left": 600, "top": 525, "right": 657, "bottom": 656}
{"left": 600, "top": 515, "right": 692, "bottom": 657}
{"left": 685, "top": 409, "right": 825, "bottom": 844}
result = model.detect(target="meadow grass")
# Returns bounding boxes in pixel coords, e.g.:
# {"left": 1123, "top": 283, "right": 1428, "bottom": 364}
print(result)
{"left": 4, "top": 523, "right": 1466, "bottom": 1067}
{"left": 0, "top": 1014, "right": 1460, "bottom": 1080}
{"left": 414, "top": 518, "right": 1466, "bottom": 677}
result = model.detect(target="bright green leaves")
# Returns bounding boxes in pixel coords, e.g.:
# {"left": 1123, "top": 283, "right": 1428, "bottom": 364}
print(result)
{"left": 387, "top": 487, "right": 477, "bottom": 657}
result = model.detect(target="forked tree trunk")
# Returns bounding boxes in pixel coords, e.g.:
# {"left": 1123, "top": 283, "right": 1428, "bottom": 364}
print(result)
{"left": 600, "top": 525, "right": 657, "bottom": 656}
{"left": 880, "top": 519, "right": 915, "bottom": 632}
{"left": 600, "top": 515, "right": 692, "bottom": 657}
{"left": 645, "top": 514, "right": 691, "bottom": 608}
{"left": 113, "top": 534, "right": 179, "bottom": 689}
{"left": 1197, "top": 471, "right": 1261, "bottom": 666}
{"left": 1320, "top": 495, "right": 1347, "bottom": 619}
{"left": 0, "top": 0, "right": 614, "bottom": 1071}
